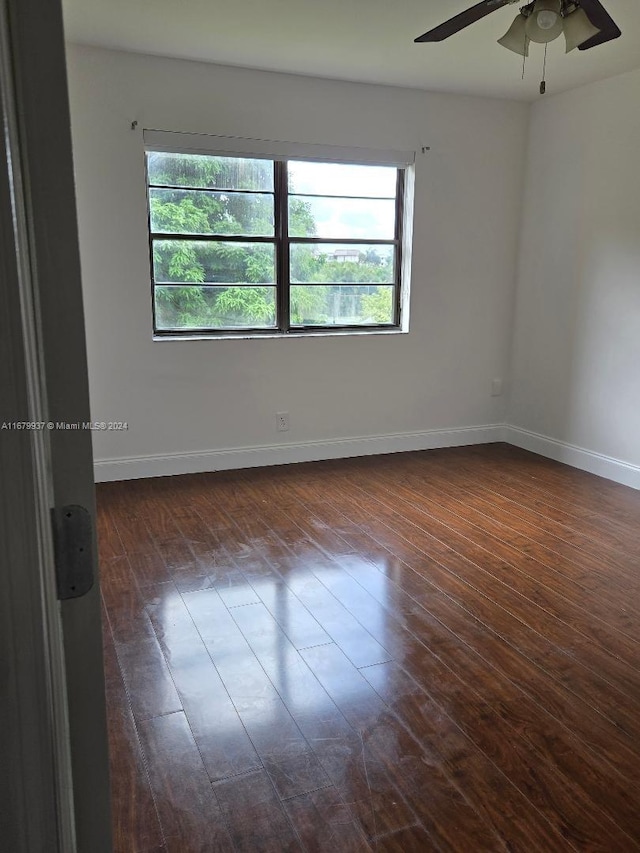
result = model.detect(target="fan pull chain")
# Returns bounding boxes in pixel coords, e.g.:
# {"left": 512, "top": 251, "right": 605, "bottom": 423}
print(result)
{"left": 540, "top": 43, "right": 548, "bottom": 95}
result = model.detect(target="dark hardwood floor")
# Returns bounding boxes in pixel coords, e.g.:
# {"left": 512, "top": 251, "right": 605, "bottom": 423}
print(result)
{"left": 96, "top": 443, "right": 640, "bottom": 852}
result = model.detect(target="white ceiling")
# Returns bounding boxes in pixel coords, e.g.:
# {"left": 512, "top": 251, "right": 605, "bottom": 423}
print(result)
{"left": 62, "top": 0, "right": 639, "bottom": 101}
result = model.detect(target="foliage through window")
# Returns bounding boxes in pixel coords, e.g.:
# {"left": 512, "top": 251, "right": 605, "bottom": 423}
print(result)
{"left": 146, "top": 151, "right": 405, "bottom": 335}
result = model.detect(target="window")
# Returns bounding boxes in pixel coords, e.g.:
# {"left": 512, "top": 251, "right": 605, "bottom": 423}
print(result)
{"left": 145, "top": 141, "right": 411, "bottom": 337}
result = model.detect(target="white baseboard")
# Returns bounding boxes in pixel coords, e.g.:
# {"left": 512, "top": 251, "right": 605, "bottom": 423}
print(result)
{"left": 505, "top": 425, "right": 640, "bottom": 491}
{"left": 94, "top": 423, "right": 506, "bottom": 482}
{"left": 93, "top": 422, "right": 640, "bottom": 490}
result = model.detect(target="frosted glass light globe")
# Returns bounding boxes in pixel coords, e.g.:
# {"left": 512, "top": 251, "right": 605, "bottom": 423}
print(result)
{"left": 525, "top": 1, "right": 564, "bottom": 43}
{"left": 537, "top": 10, "right": 559, "bottom": 29}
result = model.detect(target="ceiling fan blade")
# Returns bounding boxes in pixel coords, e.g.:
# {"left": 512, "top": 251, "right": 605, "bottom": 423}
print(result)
{"left": 414, "top": 0, "right": 512, "bottom": 43}
{"left": 577, "top": 0, "right": 621, "bottom": 49}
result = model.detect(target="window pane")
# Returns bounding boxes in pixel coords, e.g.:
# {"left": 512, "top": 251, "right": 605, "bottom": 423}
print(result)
{"left": 152, "top": 240, "right": 275, "bottom": 284}
{"left": 290, "top": 243, "right": 394, "bottom": 284}
{"left": 155, "top": 285, "right": 276, "bottom": 330}
{"left": 149, "top": 189, "right": 274, "bottom": 236}
{"left": 288, "top": 162, "right": 397, "bottom": 198}
{"left": 147, "top": 152, "right": 274, "bottom": 191}
{"left": 290, "top": 284, "right": 395, "bottom": 326}
{"left": 288, "top": 196, "right": 395, "bottom": 240}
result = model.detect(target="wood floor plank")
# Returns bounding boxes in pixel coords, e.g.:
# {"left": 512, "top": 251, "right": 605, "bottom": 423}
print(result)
{"left": 426, "top": 457, "right": 640, "bottom": 569}
{"left": 300, "top": 643, "right": 510, "bottom": 852}
{"left": 336, "top": 534, "right": 640, "bottom": 787}
{"left": 475, "top": 445, "right": 640, "bottom": 519}
{"left": 318, "top": 472, "right": 637, "bottom": 690}
{"left": 102, "top": 620, "right": 164, "bottom": 853}
{"left": 268, "top": 486, "right": 640, "bottom": 840}
{"left": 325, "top": 488, "right": 640, "bottom": 738}
{"left": 227, "top": 600, "right": 422, "bottom": 842}
{"left": 361, "top": 659, "right": 637, "bottom": 851}
{"left": 103, "top": 574, "right": 183, "bottom": 722}
{"left": 336, "top": 465, "right": 640, "bottom": 631}
{"left": 102, "top": 571, "right": 157, "bottom": 647}
{"left": 127, "top": 551, "right": 173, "bottom": 588}
{"left": 114, "top": 635, "right": 183, "bottom": 722}
{"left": 137, "top": 711, "right": 234, "bottom": 850}
{"left": 212, "top": 768, "right": 303, "bottom": 851}
{"left": 253, "top": 576, "right": 333, "bottom": 650}
{"left": 378, "top": 461, "right": 640, "bottom": 605}
{"left": 329, "top": 473, "right": 640, "bottom": 681}
{"left": 234, "top": 694, "right": 332, "bottom": 801}
{"left": 226, "top": 600, "right": 349, "bottom": 802}
{"left": 115, "top": 513, "right": 160, "bottom": 556}
{"left": 189, "top": 517, "right": 340, "bottom": 652}
{"left": 142, "top": 582, "right": 262, "bottom": 782}
{"left": 333, "top": 555, "right": 640, "bottom": 835}
{"left": 183, "top": 587, "right": 281, "bottom": 706}
{"left": 211, "top": 491, "right": 393, "bottom": 669}
{"left": 228, "top": 601, "right": 335, "bottom": 715}
{"left": 283, "top": 573, "right": 392, "bottom": 669}
{"left": 282, "top": 785, "right": 372, "bottom": 852}
{"left": 155, "top": 537, "right": 199, "bottom": 572}
{"left": 97, "top": 444, "right": 640, "bottom": 851}
{"left": 294, "top": 704, "right": 421, "bottom": 844}
{"left": 96, "top": 508, "right": 126, "bottom": 562}
{"left": 374, "top": 826, "right": 441, "bottom": 852}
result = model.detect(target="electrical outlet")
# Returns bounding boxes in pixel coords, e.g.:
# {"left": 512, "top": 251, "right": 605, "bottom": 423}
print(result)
{"left": 276, "top": 411, "right": 289, "bottom": 432}
{"left": 491, "top": 378, "right": 503, "bottom": 397}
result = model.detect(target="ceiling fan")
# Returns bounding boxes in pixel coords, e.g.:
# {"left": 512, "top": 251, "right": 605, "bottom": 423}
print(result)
{"left": 415, "top": 0, "right": 621, "bottom": 55}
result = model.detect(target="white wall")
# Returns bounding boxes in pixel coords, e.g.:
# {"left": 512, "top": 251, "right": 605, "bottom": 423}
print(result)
{"left": 508, "top": 68, "right": 640, "bottom": 484}
{"left": 66, "top": 45, "right": 528, "bottom": 479}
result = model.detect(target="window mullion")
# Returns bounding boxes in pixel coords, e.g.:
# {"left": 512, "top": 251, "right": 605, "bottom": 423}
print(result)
{"left": 274, "top": 160, "right": 290, "bottom": 332}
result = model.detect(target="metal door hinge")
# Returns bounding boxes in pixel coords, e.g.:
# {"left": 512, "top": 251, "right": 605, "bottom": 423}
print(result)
{"left": 51, "top": 504, "right": 94, "bottom": 600}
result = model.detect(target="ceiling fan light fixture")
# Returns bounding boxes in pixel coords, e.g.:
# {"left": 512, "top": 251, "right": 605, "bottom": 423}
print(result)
{"left": 525, "top": 0, "right": 564, "bottom": 43}
{"left": 498, "top": 13, "right": 530, "bottom": 56}
{"left": 563, "top": 6, "right": 601, "bottom": 52}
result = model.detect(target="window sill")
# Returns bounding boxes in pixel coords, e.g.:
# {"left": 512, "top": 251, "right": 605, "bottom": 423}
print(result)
{"left": 152, "top": 327, "right": 408, "bottom": 342}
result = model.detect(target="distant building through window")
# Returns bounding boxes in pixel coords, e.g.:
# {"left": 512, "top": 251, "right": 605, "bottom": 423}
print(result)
{"left": 331, "top": 248, "right": 361, "bottom": 263}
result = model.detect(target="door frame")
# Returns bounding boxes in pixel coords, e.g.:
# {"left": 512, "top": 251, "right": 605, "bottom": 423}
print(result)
{"left": 0, "top": 0, "right": 112, "bottom": 849}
